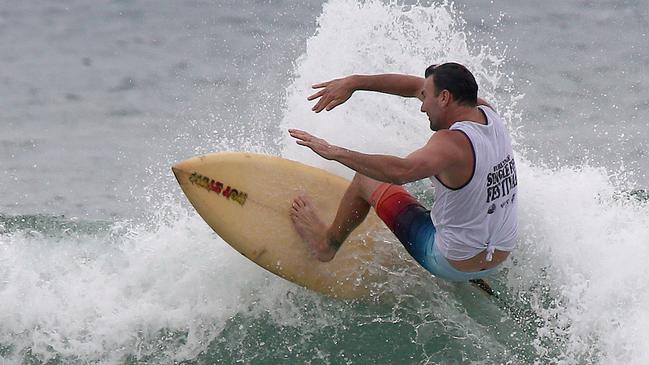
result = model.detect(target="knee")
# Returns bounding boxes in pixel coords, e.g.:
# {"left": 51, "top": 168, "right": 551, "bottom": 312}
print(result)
{"left": 350, "top": 173, "right": 374, "bottom": 190}
{"left": 350, "top": 173, "right": 382, "bottom": 201}
{"left": 351, "top": 172, "right": 368, "bottom": 185}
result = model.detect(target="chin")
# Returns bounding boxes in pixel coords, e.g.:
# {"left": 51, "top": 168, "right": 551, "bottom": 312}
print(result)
{"left": 427, "top": 117, "right": 439, "bottom": 131}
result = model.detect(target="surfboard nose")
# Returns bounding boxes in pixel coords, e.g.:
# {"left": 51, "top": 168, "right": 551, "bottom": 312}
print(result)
{"left": 171, "top": 166, "right": 180, "bottom": 182}
{"left": 172, "top": 160, "right": 186, "bottom": 173}
{"left": 171, "top": 165, "right": 182, "bottom": 185}
{"left": 172, "top": 159, "right": 194, "bottom": 184}
{"left": 172, "top": 156, "right": 197, "bottom": 173}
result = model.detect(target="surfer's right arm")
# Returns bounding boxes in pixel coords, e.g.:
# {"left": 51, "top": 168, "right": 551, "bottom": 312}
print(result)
{"left": 308, "top": 74, "right": 424, "bottom": 113}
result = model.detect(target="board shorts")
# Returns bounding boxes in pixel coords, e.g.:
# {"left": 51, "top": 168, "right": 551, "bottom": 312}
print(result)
{"left": 369, "top": 183, "right": 499, "bottom": 282}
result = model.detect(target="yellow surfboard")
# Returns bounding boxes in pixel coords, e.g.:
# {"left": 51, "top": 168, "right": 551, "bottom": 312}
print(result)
{"left": 172, "top": 152, "right": 396, "bottom": 299}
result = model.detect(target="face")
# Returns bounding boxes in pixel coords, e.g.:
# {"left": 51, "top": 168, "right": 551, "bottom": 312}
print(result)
{"left": 420, "top": 77, "right": 445, "bottom": 131}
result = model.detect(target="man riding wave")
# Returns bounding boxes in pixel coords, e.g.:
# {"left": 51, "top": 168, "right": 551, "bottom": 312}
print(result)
{"left": 288, "top": 63, "right": 518, "bottom": 282}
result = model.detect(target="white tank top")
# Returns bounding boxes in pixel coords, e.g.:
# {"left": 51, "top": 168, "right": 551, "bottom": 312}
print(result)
{"left": 430, "top": 106, "right": 518, "bottom": 261}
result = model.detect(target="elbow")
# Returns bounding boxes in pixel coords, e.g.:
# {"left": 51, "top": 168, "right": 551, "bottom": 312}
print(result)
{"left": 379, "top": 169, "right": 407, "bottom": 185}
{"left": 389, "top": 164, "right": 415, "bottom": 185}
{"left": 389, "top": 175, "right": 408, "bottom": 185}
{"left": 391, "top": 159, "right": 436, "bottom": 185}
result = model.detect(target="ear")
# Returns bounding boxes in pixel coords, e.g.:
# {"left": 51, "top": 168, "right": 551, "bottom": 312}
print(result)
{"left": 440, "top": 89, "right": 452, "bottom": 107}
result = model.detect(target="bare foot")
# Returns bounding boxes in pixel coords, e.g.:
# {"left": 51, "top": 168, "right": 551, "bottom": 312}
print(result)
{"left": 289, "top": 195, "right": 338, "bottom": 262}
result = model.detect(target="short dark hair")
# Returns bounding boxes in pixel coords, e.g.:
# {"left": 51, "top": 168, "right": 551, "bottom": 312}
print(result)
{"left": 424, "top": 63, "right": 478, "bottom": 106}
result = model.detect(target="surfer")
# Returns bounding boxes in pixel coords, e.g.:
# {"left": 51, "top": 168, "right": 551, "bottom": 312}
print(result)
{"left": 288, "top": 63, "right": 518, "bottom": 281}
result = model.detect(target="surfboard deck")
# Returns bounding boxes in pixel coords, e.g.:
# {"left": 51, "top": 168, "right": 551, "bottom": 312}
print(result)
{"left": 172, "top": 152, "right": 394, "bottom": 299}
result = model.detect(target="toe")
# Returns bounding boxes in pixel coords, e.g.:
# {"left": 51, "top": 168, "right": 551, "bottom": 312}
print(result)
{"left": 295, "top": 196, "right": 306, "bottom": 208}
{"left": 300, "top": 196, "right": 315, "bottom": 210}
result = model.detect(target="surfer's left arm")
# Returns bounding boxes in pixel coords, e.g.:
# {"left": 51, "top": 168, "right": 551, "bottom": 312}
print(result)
{"left": 288, "top": 129, "right": 457, "bottom": 184}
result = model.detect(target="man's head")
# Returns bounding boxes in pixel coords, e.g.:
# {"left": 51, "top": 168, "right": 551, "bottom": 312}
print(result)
{"left": 420, "top": 62, "right": 479, "bottom": 131}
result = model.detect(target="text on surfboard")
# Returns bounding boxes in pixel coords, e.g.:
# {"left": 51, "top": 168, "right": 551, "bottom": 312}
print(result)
{"left": 189, "top": 172, "right": 248, "bottom": 206}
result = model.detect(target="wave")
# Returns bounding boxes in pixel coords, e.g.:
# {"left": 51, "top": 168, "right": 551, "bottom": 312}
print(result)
{"left": 2, "top": 0, "right": 648, "bottom": 364}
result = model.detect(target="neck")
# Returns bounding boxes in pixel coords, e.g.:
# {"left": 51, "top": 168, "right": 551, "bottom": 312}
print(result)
{"left": 443, "top": 105, "right": 484, "bottom": 128}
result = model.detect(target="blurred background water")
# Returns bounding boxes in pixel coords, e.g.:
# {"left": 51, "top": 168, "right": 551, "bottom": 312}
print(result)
{"left": 1, "top": 0, "right": 648, "bottom": 364}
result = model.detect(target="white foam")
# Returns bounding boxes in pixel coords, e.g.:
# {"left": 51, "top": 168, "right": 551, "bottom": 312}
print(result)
{"left": 508, "top": 158, "right": 649, "bottom": 363}
{"left": 0, "top": 206, "right": 294, "bottom": 363}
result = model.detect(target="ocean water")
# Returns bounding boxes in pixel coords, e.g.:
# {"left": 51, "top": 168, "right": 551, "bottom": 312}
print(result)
{"left": 1, "top": 0, "right": 649, "bottom": 364}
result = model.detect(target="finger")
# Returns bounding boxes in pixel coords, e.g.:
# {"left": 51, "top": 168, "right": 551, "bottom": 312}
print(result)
{"left": 297, "top": 141, "right": 317, "bottom": 151}
{"left": 294, "top": 130, "right": 312, "bottom": 140}
{"left": 289, "top": 129, "right": 308, "bottom": 140}
{"left": 326, "top": 98, "right": 344, "bottom": 111}
{"left": 312, "top": 101, "right": 324, "bottom": 113}
{"left": 312, "top": 81, "right": 330, "bottom": 89}
{"left": 311, "top": 96, "right": 326, "bottom": 112}
{"left": 288, "top": 131, "right": 302, "bottom": 141}
{"left": 307, "top": 89, "right": 326, "bottom": 101}
{"left": 293, "top": 136, "right": 309, "bottom": 144}
{"left": 313, "top": 96, "right": 332, "bottom": 113}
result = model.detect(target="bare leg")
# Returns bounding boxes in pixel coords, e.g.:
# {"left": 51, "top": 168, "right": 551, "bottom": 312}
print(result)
{"left": 290, "top": 173, "right": 382, "bottom": 262}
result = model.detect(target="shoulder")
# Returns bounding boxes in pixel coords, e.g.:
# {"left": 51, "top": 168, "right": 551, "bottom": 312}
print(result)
{"left": 426, "top": 129, "right": 473, "bottom": 161}
{"left": 430, "top": 129, "right": 472, "bottom": 148}
{"left": 477, "top": 98, "right": 497, "bottom": 113}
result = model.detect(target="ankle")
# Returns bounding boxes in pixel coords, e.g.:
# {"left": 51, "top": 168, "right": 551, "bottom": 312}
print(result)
{"left": 325, "top": 232, "right": 342, "bottom": 251}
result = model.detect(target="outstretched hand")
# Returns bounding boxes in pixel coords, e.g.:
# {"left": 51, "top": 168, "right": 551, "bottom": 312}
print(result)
{"left": 288, "top": 129, "right": 340, "bottom": 160}
{"left": 307, "top": 77, "right": 355, "bottom": 113}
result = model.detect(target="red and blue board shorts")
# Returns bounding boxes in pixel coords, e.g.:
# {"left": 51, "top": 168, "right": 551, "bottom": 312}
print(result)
{"left": 369, "top": 183, "right": 498, "bottom": 282}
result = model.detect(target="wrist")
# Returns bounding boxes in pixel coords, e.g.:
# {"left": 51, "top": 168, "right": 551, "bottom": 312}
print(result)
{"left": 330, "top": 145, "right": 347, "bottom": 161}
{"left": 346, "top": 75, "right": 363, "bottom": 91}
